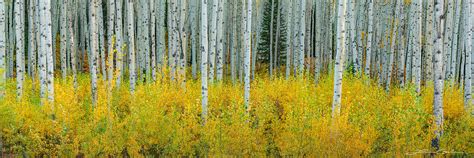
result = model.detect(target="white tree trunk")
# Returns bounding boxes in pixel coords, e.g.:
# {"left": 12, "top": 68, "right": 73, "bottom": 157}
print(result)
{"left": 208, "top": 0, "right": 218, "bottom": 82}
{"left": 244, "top": 0, "right": 252, "bottom": 109}
{"left": 413, "top": 0, "right": 422, "bottom": 93}
{"left": 298, "top": 0, "right": 306, "bottom": 76}
{"left": 128, "top": 0, "right": 136, "bottom": 93}
{"left": 15, "top": 0, "right": 25, "bottom": 98}
{"left": 332, "top": 0, "right": 347, "bottom": 117}
{"left": 60, "top": 2, "right": 67, "bottom": 79}
{"left": 365, "top": 0, "right": 374, "bottom": 77}
{"left": 465, "top": 0, "right": 473, "bottom": 109}
{"left": 0, "top": 0, "right": 5, "bottom": 98}
{"left": 216, "top": 0, "right": 224, "bottom": 81}
{"left": 115, "top": 0, "right": 124, "bottom": 88}
{"left": 91, "top": 0, "right": 100, "bottom": 106}
{"left": 285, "top": 0, "right": 293, "bottom": 79}
{"left": 201, "top": 0, "right": 209, "bottom": 122}
{"left": 432, "top": 0, "right": 445, "bottom": 150}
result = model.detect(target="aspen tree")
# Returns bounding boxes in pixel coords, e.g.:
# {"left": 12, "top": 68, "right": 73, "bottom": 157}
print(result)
{"left": 332, "top": 0, "right": 347, "bottom": 117}
{"left": 298, "top": 0, "right": 306, "bottom": 76}
{"left": 365, "top": 0, "right": 374, "bottom": 77}
{"left": 91, "top": 0, "right": 100, "bottom": 106}
{"left": 0, "top": 0, "right": 4, "bottom": 98}
{"left": 128, "top": 0, "right": 136, "bottom": 93}
{"left": 15, "top": 0, "right": 25, "bottom": 98}
{"left": 216, "top": 0, "right": 224, "bottom": 81}
{"left": 432, "top": 0, "right": 445, "bottom": 150}
{"left": 60, "top": 1, "right": 67, "bottom": 79}
{"left": 285, "top": 0, "right": 293, "bottom": 79}
{"left": 115, "top": 0, "right": 124, "bottom": 88}
{"left": 68, "top": 0, "right": 77, "bottom": 89}
{"left": 107, "top": 0, "right": 115, "bottom": 83}
{"left": 464, "top": 0, "right": 472, "bottom": 109}
{"left": 244, "top": 0, "right": 252, "bottom": 109}
{"left": 201, "top": 0, "right": 209, "bottom": 122}
{"left": 413, "top": 0, "right": 422, "bottom": 93}
{"left": 28, "top": 0, "right": 37, "bottom": 80}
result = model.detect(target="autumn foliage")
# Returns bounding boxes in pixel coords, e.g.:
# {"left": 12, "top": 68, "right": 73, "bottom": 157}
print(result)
{"left": 0, "top": 74, "right": 473, "bottom": 157}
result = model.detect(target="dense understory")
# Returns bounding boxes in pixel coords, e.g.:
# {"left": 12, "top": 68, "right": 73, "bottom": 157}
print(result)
{"left": 0, "top": 73, "right": 473, "bottom": 157}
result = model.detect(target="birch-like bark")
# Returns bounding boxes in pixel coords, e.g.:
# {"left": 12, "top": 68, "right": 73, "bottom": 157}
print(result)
{"left": 150, "top": 0, "right": 157, "bottom": 82}
{"left": 332, "top": 0, "right": 347, "bottom": 117}
{"left": 128, "top": 0, "right": 136, "bottom": 93}
{"left": 365, "top": 0, "right": 374, "bottom": 77}
{"left": 28, "top": 0, "right": 37, "bottom": 81}
{"left": 157, "top": 0, "right": 165, "bottom": 76}
{"left": 138, "top": 0, "right": 150, "bottom": 82}
{"left": 285, "top": 0, "right": 293, "bottom": 79}
{"left": 298, "top": 0, "right": 306, "bottom": 76}
{"left": 274, "top": 0, "right": 282, "bottom": 75}
{"left": 201, "top": 0, "right": 209, "bottom": 122}
{"left": 432, "top": 0, "right": 445, "bottom": 150}
{"left": 450, "top": 0, "right": 462, "bottom": 82}
{"left": 68, "top": 0, "right": 77, "bottom": 89}
{"left": 244, "top": 0, "right": 251, "bottom": 109}
{"left": 424, "top": 0, "right": 434, "bottom": 82}
{"left": 216, "top": 0, "right": 224, "bottom": 81}
{"left": 178, "top": 0, "right": 187, "bottom": 87}
{"left": 349, "top": 0, "right": 359, "bottom": 73}
{"left": 91, "top": 0, "right": 100, "bottom": 106}
{"left": 98, "top": 2, "right": 106, "bottom": 81}
{"left": 0, "top": 0, "right": 5, "bottom": 98}
{"left": 115, "top": 0, "right": 124, "bottom": 88}
{"left": 15, "top": 0, "right": 25, "bottom": 98}
{"left": 464, "top": 0, "right": 472, "bottom": 109}
{"left": 386, "top": 0, "right": 401, "bottom": 91}
{"left": 191, "top": 0, "right": 197, "bottom": 79}
{"left": 208, "top": 0, "right": 217, "bottom": 82}
{"left": 413, "top": 0, "right": 422, "bottom": 93}
{"left": 60, "top": 1, "right": 67, "bottom": 79}
{"left": 107, "top": 0, "right": 115, "bottom": 83}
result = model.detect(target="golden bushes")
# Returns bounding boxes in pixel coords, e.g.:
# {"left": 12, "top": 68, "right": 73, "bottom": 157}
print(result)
{"left": 0, "top": 74, "right": 473, "bottom": 156}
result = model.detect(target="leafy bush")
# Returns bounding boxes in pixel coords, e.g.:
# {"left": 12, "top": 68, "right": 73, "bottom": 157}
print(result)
{"left": 0, "top": 74, "right": 473, "bottom": 157}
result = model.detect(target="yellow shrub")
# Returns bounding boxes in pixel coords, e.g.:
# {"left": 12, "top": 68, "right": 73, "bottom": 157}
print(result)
{"left": 0, "top": 74, "right": 472, "bottom": 157}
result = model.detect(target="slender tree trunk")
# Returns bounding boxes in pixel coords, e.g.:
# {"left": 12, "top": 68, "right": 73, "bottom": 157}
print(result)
{"left": 216, "top": 0, "right": 224, "bottom": 81}
{"left": 0, "top": 0, "right": 5, "bottom": 98}
{"left": 365, "top": 0, "right": 374, "bottom": 77}
{"left": 298, "top": 0, "right": 306, "bottom": 76}
{"left": 286, "top": 0, "right": 293, "bottom": 79}
{"left": 28, "top": 0, "right": 37, "bottom": 82}
{"left": 244, "top": 0, "right": 251, "bottom": 109}
{"left": 332, "top": 0, "right": 347, "bottom": 117}
{"left": 60, "top": 1, "right": 67, "bottom": 79}
{"left": 432, "top": 0, "right": 445, "bottom": 151}
{"left": 201, "top": 0, "right": 209, "bottom": 123}
{"left": 464, "top": 0, "right": 473, "bottom": 109}
{"left": 178, "top": 0, "right": 187, "bottom": 87}
{"left": 413, "top": 0, "right": 422, "bottom": 93}
{"left": 128, "top": 0, "right": 136, "bottom": 93}
{"left": 269, "top": 0, "right": 274, "bottom": 78}
{"left": 91, "top": 0, "right": 100, "bottom": 106}
{"left": 15, "top": 0, "right": 25, "bottom": 98}
{"left": 107, "top": 0, "right": 115, "bottom": 83}
{"left": 209, "top": 0, "right": 218, "bottom": 82}
{"left": 115, "top": 0, "right": 124, "bottom": 88}
{"left": 68, "top": 0, "right": 78, "bottom": 89}
{"left": 191, "top": 0, "right": 197, "bottom": 79}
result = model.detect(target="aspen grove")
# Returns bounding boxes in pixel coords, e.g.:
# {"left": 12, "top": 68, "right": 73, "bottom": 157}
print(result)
{"left": 0, "top": 0, "right": 474, "bottom": 156}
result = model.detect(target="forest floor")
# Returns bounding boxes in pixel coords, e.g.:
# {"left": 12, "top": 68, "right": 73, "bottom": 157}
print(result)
{"left": 0, "top": 73, "right": 473, "bottom": 157}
